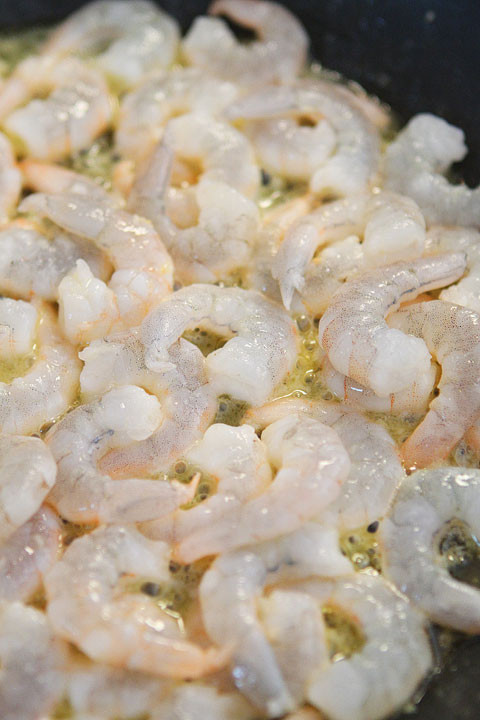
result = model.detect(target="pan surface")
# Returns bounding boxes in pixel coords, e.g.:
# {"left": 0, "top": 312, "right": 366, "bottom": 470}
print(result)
{"left": 1, "top": 1, "right": 479, "bottom": 718}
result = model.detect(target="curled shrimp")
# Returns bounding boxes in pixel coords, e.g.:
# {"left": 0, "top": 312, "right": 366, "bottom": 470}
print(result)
{"left": 272, "top": 191, "right": 426, "bottom": 310}
{"left": 141, "top": 422, "right": 272, "bottom": 543}
{"left": 141, "top": 283, "right": 298, "bottom": 407}
{"left": 129, "top": 142, "right": 259, "bottom": 284}
{"left": 0, "top": 297, "right": 37, "bottom": 359}
{"left": 79, "top": 329, "right": 216, "bottom": 478}
{"left": 45, "top": 525, "right": 228, "bottom": 677}
{"left": 44, "top": 0, "right": 180, "bottom": 90}
{"left": 20, "top": 191, "right": 174, "bottom": 343}
{"left": 0, "top": 302, "right": 80, "bottom": 434}
{"left": 226, "top": 80, "right": 380, "bottom": 196}
{"left": 388, "top": 300, "right": 480, "bottom": 468}
{"left": 381, "top": 467, "right": 480, "bottom": 632}
{"left": 0, "top": 433, "right": 56, "bottom": 542}
{"left": 116, "top": 67, "right": 238, "bottom": 162}
{"left": 384, "top": 113, "right": 480, "bottom": 228}
{"left": 426, "top": 226, "right": 480, "bottom": 313}
{"left": 0, "top": 507, "right": 61, "bottom": 602}
{"left": 246, "top": 396, "right": 404, "bottom": 529}
{"left": 183, "top": 0, "right": 308, "bottom": 88}
{"left": 0, "top": 132, "right": 21, "bottom": 224}
{"left": 0, "top": 220, "right": 111, "bottom": 302}
{"left": 318, "top": 253, "right": 466, "bottom": 397}
{"left": 175, "top": 414, "right": 350, "bottom": 562}
{"left": 200, "top": 528, "right": 349, "bottom": 715}
{"left": 0, "top": 56, "right": 112, "bottom": 161}
{"left": 297, "top": 574, "right": 433, "bottom": 720}
{"left": 46, "top": 385, "right": 197, "bottom": 524}
{"left": 0, "top": 601, "right": 66, "bottom": 720}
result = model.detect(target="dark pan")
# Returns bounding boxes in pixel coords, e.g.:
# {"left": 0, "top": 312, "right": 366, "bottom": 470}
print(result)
{"left": 1, "top": 1, "right": 479, "bottom": 717}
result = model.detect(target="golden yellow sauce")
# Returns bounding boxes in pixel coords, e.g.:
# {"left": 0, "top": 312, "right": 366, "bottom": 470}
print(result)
{"left": 0, "top": 349, "right": 36, "bottom": 383}
{"left": 322, "top": 603, "right": 366, "bottom": 661}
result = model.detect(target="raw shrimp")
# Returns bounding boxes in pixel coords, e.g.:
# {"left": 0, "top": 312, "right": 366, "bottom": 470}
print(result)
{"left": 1, "top": 57, "right": 112, "bottom": 161}
{"left": 0, "top": 302, "right": 80, "bottom": 434}
{"left": 45, "top": 525, "right": 228, "bottom": 677}
{"left": 0, "top": 601, "right": 66, "bottom": 720}
{"left": 175, "top": 414, "right": 350, "bottom": 562}
{"left": 151, "top": 684, "right": 257, "bottom": 720}
{"left": 425, "top": 226, "right": 480, "bottom": 313}
{"left": 20, "top": 191, "right": 174, "bottom": 342}
{"left": 297, "top": 574, "right": 433, "bottom": 720}
{"left": 116, "top": 67, "right": 238, "bottom": 162}
{"left": 46, "top": 385, "right": 197, "bottom": 524}
{"left": 321, "top": 357, "right": 436, "bottom": 415}
{"left": 388, "top": 300, "right": 480, "bottom": 468}
{"left": 79, "top": 329, "right": 217, "bottom": 478}
{"left": 246, "top": 396, "right": 404, "bottom": 529}
{"left": 141, "top": 423, "right": 272, "bottom": 543}
{"left": 226, "top": 80, "right": 380, "bottom": 196}
{"left": 318, "top": 253, "right": 466, "bottom": 397}
{"left": 0, "top": 507, "right": 61, "bottom": 601}
{"left": 272, "top": 191, "right": 425, "bottom": 309}
{"left": 381, "top": 467, "right": 480, "bottom": 632}
{"left": 44, "top": 0, "right": 180, "bottom": 90}
{"left": 0, "top": 297, "right": 37, "bottom": 359}
{"left": 384, "top": 113, "right": 480, "bottom": 228}
{"left": 0, "top": 433, "right": 56, "bottom": 541}
{"left": 162, "top": 112, "right": 260, "bottom": 198}
{"left": 129, "top": 143, "right": 259, "bottom": 283}
{"left": 141, "top": 284, "right": 298, "bottom": 406}
{"left": 0, "top": 131, "right": 21, "bottom": 224}
{"left": 183, "top": 0, "right": 308, "bottom": 88}
{"left": 200, "top": 527, "right": 349, "bottom": 715}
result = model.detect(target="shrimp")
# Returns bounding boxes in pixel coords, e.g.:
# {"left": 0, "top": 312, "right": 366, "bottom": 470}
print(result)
{"left": 0, "top": 507, "right": 61, "bottom": 602}
{"left": 388, "top": 300, "right": 480, "bottom": 468}
{"left": 425, "top": 226, "right": 480, "bottom": 313}
{"left": 272, "top": 191, "right": 425, "bottom": 310}
{"left": 297, "top": 574, "right": 433, "bottom": 720}
{"left": 381, "top": 467, "right": 480, "bottom": 632}
{"left": 0, "top": 601, "right": 67, "bottom": 720}
{"left": 141, "top": 423, "right": 272, "bottom": 543}
{"left": 162, "top": 112, "right": 260, "bottom": 198}
{"left": 0, "top": 434, "right": 56, "bottom": 542}
{"left": 0, "top": 132, "right": 21, "bottom": 224}
{"left": 116, "top": 67, "right": 238, "bottom": 162}
{"left": 140, "top": 284, "right": 298, "bottom": 406}
{"left": 183, "top": 0, "right": 308, "bottom": 88}
{"left": 226, "top": 80, "right": 380, "bottom": 196}
{"left": 151, "top": 684, "right": 257, "bottom": 720}
{"left": 46, "top": 385, "right": 198, "bottom": 524}
{"left": 175, "top": 414, "right": 350, "bottom": 562}
{"left": 200, "top": 528, "right": 349, "bottom": 715}
{"left": 321, "top": 357, "right": 436, "bottom": 415}
{"left": 246, "top": 396, "right": 404, "bottom": 529}
{"left": 0, "top": 302, "right": 80, "bottom": 434}
{"left": 1, "top": 57, "right": 112, "bottom": 161}
{"left": 384, "top": 113, "right": 480, "bottom": 228}
{"left": 318, "top": 253, "right": 466, "bottom": 397}
{"left": 20, "top": 158, "right": 116, "bottom": 200}
{"left": 45, "top": 525, "right": 228, "bottom": 677}
{"left": 44, "top": 0, "right": 180, "bottom": 90}
{"left": 129, "top": 143, "right": 259, "bottom": 283}
{"left": 0, "top": 222, "right": 111, "bottom": 302}
{"left": 78, "top": 329, "right": 217, "bottom": 478}
{"left": 0, "top": 297, "right": 37, "bottom": 359}
{"left": 20, "top": 191, "right": 174, "bottom": 343}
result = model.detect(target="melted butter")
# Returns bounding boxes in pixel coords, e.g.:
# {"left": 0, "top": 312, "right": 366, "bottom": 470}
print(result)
{"left": 0, "top": 27, "right": 49, "bottom": 77}
{"left": 66, "top": 132, "right": 116, "bottom": 190}
{"left": 182, "top": 327, "right": 226, "bottom": 356}
{"left": 322, "top": 603, "right": 366, "bottom": 661}
{"left": 340, "top": 524, "right": 382, "bottom": 573}
{"left": 0, "top": 348, "right": 36, "bottom": 383}
{"left": 168, "top": 459, "right": 218, "bottom": 509}
{"left": 438, "top": 519, "right": 480, "bottom": 588}
{"left": 257, "top": 173, "right": 308, "bottom": 214}
{"left": 214, "top": 394, "right": 249, "bottom": 427}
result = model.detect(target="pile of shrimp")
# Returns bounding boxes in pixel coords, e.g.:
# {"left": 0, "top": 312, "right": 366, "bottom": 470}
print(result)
{"left": 1, "top": 1, "right": 480, "bottom": 719}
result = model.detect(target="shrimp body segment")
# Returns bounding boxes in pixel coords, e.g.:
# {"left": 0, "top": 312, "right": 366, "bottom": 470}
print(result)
{"left": 175, "top": 414, "right": 350, "bottom": 562}
{"left": 46, "top": 385, "right": 196, "bottom": 524}
{"left": 382, "top": 468, "right": 480, "bottom": 632}
{"left": 45, "top": 525, "right": 228, "bottom": 677}
{"left": 318, "top": 253, "right": 466, "bottom": 397}
{"left": 142, "top": 284, "right": 297, "bottom": 406}
{"left": 0, "top": 132, "right": 21, "bottom": 224}
{"left": 389, "top": 300, "right": 480, "bottom": 468}
{"left": 183, "top": 0, "right": 308, "bottom": 88}
{"left": 0, "top": 434, "right": 57, "bottom": 542}
{"left": 426, "top": 226, "right": 480, "bottom": 314}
